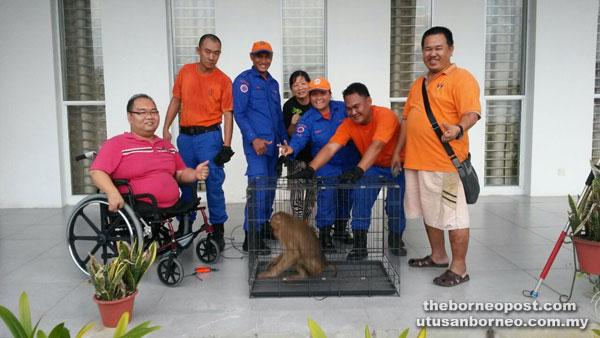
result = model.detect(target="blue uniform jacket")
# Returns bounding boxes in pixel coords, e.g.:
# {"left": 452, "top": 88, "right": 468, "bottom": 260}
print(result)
{"left": 233, "top": 67, "right": 288, "bottom": 156}
{"left": 289, "top": 100, "right": 360, "bottom": 167}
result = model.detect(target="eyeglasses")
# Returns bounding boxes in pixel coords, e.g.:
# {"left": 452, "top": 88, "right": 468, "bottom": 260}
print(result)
{"left": 128, "top": 110, "right": 159, "bottom": 117}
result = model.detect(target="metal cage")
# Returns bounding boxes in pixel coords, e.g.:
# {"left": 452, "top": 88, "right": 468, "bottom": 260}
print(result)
{"left": 247, "top": 176, "right": 401, "bottom": 297}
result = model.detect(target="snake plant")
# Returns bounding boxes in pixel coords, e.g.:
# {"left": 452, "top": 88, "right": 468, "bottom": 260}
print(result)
{"left": 87, "top": 241, "right": 157, "bottom": 301}
{"left": 569, "top": 160, "right": 600, "bottom": 242}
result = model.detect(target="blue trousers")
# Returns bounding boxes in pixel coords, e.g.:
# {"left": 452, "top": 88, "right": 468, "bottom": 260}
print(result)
{"left": 177, "top": 130, "right": 227, "bottom": 224}
{"left": 315, "top": 163, "right": 353, "bottom": 228}
{"left": 243, "top": 151, "right": 277, "bottom": 232}
{"left": 350, "top": 166, "right": 406, "bottom": 233}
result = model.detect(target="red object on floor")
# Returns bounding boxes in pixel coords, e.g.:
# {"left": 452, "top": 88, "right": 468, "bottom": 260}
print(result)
{"left": 93, "top": 289, "right": 138, "bottom": 328}
{"left": 573, "top": 237, "right": 600, "bottom": 275}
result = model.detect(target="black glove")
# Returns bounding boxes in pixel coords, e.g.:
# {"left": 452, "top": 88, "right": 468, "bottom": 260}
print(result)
{"left": 287, "top": 166, "right": 315, "bottom": 179}
{"left": 276, "top": 155, "right": 292, "bottom": 177}
{"left": 213, "top": 146, "right": 234, "bottom": 165}
{"left": 338, "top": 166, "right": 364, "bottom": 183}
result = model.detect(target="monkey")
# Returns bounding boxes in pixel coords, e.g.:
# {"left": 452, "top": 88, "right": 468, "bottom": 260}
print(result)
{"left": 257, "top": 211, "right": 336, "bottom": 280}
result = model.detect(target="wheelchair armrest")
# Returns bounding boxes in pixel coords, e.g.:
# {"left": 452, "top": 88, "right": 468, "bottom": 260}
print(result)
{"left": 129, "top": 193, "right": 160, "bottom": 219}
{"left": 178, "top": 182, "right": 201, "bottom": 204}
{"left": 113, "top": 179, "right": 130, "bottom": 186}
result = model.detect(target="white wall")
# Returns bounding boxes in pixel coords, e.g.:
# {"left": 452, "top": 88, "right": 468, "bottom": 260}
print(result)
{"left": 101, "top": 0, "right": 171, "bottom": 137}
{"left": 0, "top": 0, "right": 63, "bottom": 208}
{"left": 327, "top": 0, "right": 391, "bottom": 105}
{"left": 527, "top": 0, "right": 598, "bottom": 196}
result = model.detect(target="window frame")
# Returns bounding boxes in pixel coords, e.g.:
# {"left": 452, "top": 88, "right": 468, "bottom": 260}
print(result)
{"left": 482, "top": 0, "right": 528, "bottom": 193}
{"left": 389, "top": 0, "right": 433, "bottom": 115}
{"left": 280, "top": 0, "right": 328, "bottom": 99}
{"left": 57, "top": 0, "right": 107, "bottom": 203}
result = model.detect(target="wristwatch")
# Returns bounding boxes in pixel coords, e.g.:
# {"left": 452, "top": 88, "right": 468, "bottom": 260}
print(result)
{"left": 456, "top": 125, "right": 464, "bottom": 140}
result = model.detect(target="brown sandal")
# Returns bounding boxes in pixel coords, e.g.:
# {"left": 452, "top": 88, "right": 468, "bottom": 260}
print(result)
{"left": 408, "top": 255, "right": 449, "bottom": 268}
{"left": 433, "top": 269, "right": 470, "bottom": 287}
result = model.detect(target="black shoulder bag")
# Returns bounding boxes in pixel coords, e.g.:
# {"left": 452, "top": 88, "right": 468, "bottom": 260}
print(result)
{"left": 421, "top": 78, "right": 480, "bottom": 204}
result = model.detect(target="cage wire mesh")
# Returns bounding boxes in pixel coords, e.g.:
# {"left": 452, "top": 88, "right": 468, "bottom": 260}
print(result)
{"left": 247, "top": 176, "right": 401, "bottom": 297}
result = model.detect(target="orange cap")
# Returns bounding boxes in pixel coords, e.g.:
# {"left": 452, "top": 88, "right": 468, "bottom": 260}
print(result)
{"left": 251, "top": 41, "right": 273, "bottom": 54}
{"left": 308, "top": 77, "right": 331, "bottom": 92}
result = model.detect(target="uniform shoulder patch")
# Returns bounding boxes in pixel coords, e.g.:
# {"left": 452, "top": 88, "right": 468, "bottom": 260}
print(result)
{"left": 240, "top": 84, "right": 248, "bottom": 93}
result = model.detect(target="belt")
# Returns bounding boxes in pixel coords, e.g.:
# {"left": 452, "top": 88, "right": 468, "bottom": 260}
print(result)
{"left": 180, "top": 124, "right": 220, "bottom": 135}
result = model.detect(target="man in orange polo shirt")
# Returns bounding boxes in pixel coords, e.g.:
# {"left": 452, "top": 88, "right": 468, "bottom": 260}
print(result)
{"left": 391, "top": 26, "right": 481, "bottom": 287}
{"left": 162, "top": 34, "right": 234, "bottom": 251}
{"left": 288, "top": 82, "right": 406, "bottom": 260}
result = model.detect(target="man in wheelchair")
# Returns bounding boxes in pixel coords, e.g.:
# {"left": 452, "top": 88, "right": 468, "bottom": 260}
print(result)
{"left": 89, "top": 93, "right": 209, "bottom": 219}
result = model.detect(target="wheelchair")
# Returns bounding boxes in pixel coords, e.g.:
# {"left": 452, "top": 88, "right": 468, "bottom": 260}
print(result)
{"left": 67, "top": 154, "right": 220, "bottom": 287}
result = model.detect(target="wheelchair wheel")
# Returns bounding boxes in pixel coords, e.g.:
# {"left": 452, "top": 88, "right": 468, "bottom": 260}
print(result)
{"left": 66, "top": 194, "right": 143, "bottom": 275}
{"left": 157, "top": 256, "right": 184, "bottom": 287}
{"left": 195, "top": 237, "right": 220, "bottom": 264}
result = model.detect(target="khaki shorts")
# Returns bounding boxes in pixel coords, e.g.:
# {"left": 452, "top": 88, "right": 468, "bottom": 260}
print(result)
{"left": 404, "top": 169, "right": 470, "bottom": 230}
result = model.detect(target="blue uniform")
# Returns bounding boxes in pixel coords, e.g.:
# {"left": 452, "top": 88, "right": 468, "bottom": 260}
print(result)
{"left": 289, "top": 100, "right": 361, "bottom": 228}
{"left": 233, "top": 67, "right": 288, "bottom": 231}
{"left": 351, "top": 167, "right": 406, "bottom": 233}
{"left": 178, "top": 129, "right": 226, "bottom": 224}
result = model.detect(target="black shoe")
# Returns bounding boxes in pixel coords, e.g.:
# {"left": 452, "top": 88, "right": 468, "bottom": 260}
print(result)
{"left": 243, "top": 231, "right": 271, "bottom": 255}
{"left": 347, "top": 230, "right": 368, "bottom": 260}
{"left": 388, "top": 232, "right": 407, "bottom": 256}
{"left": 213, "top": 223, "right": 226, "bottom": 251}
{"left": 319, "top": 227, "right": 335, "bottom": 250}
{"left": 333, "top": 220, "right": 354, "bottom": 244}
{"left": 261, "top": 221, "right": 275, "bottom": 240}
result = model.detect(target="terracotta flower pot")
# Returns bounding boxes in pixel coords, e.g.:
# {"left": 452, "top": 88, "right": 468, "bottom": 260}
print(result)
{"left": 573, "top": 237, "right": 600, "bottom": 275}
{"left": 92, "top": 289, "right": 138, "bottom": 328}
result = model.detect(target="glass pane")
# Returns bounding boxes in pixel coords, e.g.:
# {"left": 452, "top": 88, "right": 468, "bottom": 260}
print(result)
{"left": 171, "top": 0, "right": 216, "bottom": 75}
{"left": 596, "top": 7, "right": 600, "bottom": 95}
{"left": 485, "top": 0, "right": 525, "bottom": 96}
{"left": 391, "top": 102, "right": 406, "bottom": 117}
{"left": 68, "top": 105, "right": 107, "bottom": 194}
{"left": 389, "top": 0, "right": 431, "bottom": 101}
{"left": 484, "top": 100, "right": 521, "bottom": 186}
{"left": 281, "top": 0, "right": 326, "bottom": 97}
{"left": 61, "top": 0, "right": 105, "bottom": 101}
{"left": 592, "top": 99, "right": 600, "bottom": 164}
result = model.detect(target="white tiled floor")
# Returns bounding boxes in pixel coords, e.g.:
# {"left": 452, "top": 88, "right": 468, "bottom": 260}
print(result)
{"left": 0, "top": 196, "right": 598, "bottom": 337}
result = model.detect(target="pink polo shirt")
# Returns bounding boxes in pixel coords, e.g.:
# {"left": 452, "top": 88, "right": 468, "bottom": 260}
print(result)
{"left": 90, "top": 133, "right": 186, "bottom": 208}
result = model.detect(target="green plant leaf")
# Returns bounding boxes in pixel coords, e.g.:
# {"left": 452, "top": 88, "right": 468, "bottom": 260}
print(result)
{"left": 416, "top": 326, "right": 427, "bottom": 338}
{"left": 36, "top": 330, "right": 47, "bottom": 338}
{"left": 307, "top": 318, "right": 326, "bottom": 338}
{"left": 0, "top": 304, "right": 27, "bottom": 338}
{"left": 399, "top": 328, "right": 409, "bottom": 338}
{"left": 113, "top": 312, "right": 130, "bottom": 337}
{"left": 30, "top": 319, "right": 42, "bottom": 338}
{"left": 119, "top": 321, "right": 161, "bottom": 338}
{"left": 46, "top": 323, "right": 69, "bottom": 338}
{"left": 592, "top": 328, "right": 600, "bottom": 336}
{"left": 75, "top": 321, "right": 95, "bottom": 338}
{"left": 18, "top": 292, "right": 32, "bottom": 336}
{"left": 365, "top": 324, "right": 371, "bottom": 338}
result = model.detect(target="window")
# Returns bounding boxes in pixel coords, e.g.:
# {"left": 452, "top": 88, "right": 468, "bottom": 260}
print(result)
{"left": 169, "top": 0, "right": 216, "bottom": 77}
{"left": 59, "top": 0, "right": 106, "bottom": 194}
{"left": 281, "top": 0, "right": 326, "bottom": 98}
{"left": 592, "top": 5, "right": 600, "bottom": 164}
{"left": 389, "top": 0, "right": 432, "bottom": 115}
{"left": 484, "top": 0, "right": 526, "bottom": 186}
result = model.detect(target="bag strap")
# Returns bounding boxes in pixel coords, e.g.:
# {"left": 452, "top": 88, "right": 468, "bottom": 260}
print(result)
{"left": 421, "top": 78, "right": 462, "bottom": 169}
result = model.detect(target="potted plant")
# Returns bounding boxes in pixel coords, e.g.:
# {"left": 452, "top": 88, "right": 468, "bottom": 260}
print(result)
{"left": 0, "top": 291, "right": 160, "bottom": 337}
{"left": 87, "top": 240, "right": 157, "bottom": 328}
{"left": 568, "top": 161, "right": 600, "bottom": 275}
